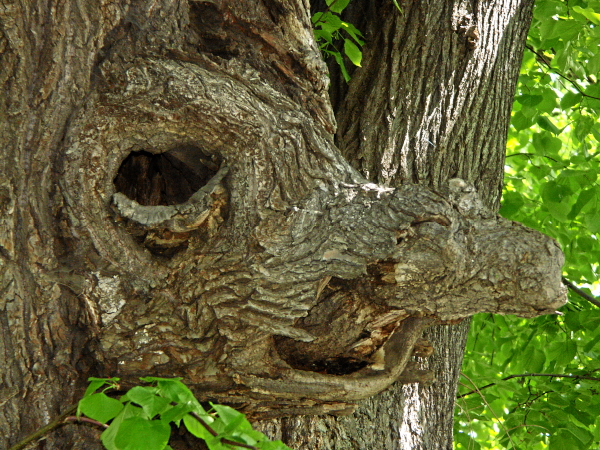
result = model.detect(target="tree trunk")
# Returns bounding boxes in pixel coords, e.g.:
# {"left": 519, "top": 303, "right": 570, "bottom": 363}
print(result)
{"left": 0, "top": 0, "right": 565, "bottom": 449}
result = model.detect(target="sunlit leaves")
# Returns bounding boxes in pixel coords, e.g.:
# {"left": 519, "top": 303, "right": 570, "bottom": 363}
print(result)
{"left": 457, "top": 1, "right": 600, "bottom": 448}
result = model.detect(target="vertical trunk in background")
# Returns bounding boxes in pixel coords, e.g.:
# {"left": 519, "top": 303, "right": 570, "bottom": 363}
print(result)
{"left": 256, "top": 0, "right": 533, "bottom": 448}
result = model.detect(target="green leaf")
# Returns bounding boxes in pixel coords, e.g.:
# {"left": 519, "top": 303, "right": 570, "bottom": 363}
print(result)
{"left": 572, "top": 6, "right": 600, "bottom": 25}
{"left": 78, "top": 393, "right": 124, "bottom": 424}
{"left": 211, "top": 404, "right": 244, "bottom": 426}
{"left": 142, "top": 378, "right": 198, "bottom": 408}
{"left": 499, "top": 191, "right": 525, "bottom": 218}
{"left": 341, "top": 22, "right": 364, "bottom": 45}
{"left": 517, "top": 94, "right": 543, "bottom": 107}
{"left": 584, "top": 211, "right": 600, "bottom": 233}
{"left": 124, "top": 386, "right": 171, "bottom": 419}
{"left": 114, "top": 417, "right": 171, "bottom": 450}
{"left": 537, "top": 89, "right": 558, "bottom": 113}
{"left": 183, "top": 413, "right": 215, "bottom": 440}
{"left": 524, "top": 347, "right": 546, "bottom": 372}
{"left": 574, "top": 115, "right": 596, "bottom": 142}
{"left": 390, "top": 0, "right": 402, "bottom": 12}
{"left": 160, "top": 403, "right": 193, "bottom": 424}
{"left": 101, "top": 403, "right": 145, "bottom": 450}
{"left": 550, "top": 20, "right": 582, "bottom": 41}
{"left": 566, "top": 421, "right": 594, "bottom": 444}
{"left": 560, "top": 91, "right": 582, "bottom": 109}
{"left": 568, "top": 187, "right": 596, "bottom": 220}
{"left": 587, "top": 52, "right": 600, "bottom": 77}
{"left": 331, "top": 50, "right": 350, "bottom": 82}
{"left": 542, "top": 180, "right": 573, "bottom": 203}
{"left": 83, "top": 377, "right": 120, "bottom": 397}
{"left": 319, "top": 13, "right": 343, "bottom": 33}
{"left": 537, "top": 115, "right": 561, "bottom": 134}
{"left": 549, "top": 429, "right": 585, "bottom": 450}
{"left": 532, "top": 132, "right": 562, "bottom": 154}
{"left": 327, "top": 0, "right": 351, "bottom": 14}
{"left": 344, "top": 39, "right": 362, "bottom": 67}
{"left": 259, "top": 441, "right": 295, "bottom": 450}
{"left": 534, "top": 0, "right": 566, "bottom": 20}
{"left": 314, "top": 29, "right": 333, "bottom": 45}
{"left": 512, "top": 111, "right": 536, "bottom": 130}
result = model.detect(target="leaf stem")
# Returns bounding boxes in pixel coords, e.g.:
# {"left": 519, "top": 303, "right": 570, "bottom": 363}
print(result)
{"left": 64, "top": 416, "right": 109, "bottom": 428}
{"left": 188, "top": 411, "right": 259, "bottom": 450}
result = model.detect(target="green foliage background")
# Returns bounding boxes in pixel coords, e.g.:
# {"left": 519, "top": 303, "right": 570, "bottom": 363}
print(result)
{"left": 455, "top": 1, "right": 600, "bottom": 449}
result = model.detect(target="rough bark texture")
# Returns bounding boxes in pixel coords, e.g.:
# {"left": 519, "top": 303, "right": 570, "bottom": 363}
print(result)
{"left": 0, "top": 0, "right": 565, "bottom": 449}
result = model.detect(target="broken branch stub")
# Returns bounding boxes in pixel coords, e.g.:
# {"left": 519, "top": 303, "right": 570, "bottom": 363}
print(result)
{"left": 60, "top": 56, "right": 566, "bottom": 416}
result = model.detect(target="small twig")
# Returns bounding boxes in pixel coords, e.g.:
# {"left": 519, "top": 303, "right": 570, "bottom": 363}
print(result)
{"left": 460, "top": 373, "right": 517, "bottom": 449}
{"left": 562, "top": 277, "right": 600, "bottom": 307}
{"left": 458, "top": 372, "right": 600, "bottom": 399}
{"left": 9, "top": 404, "right": 77, "bottom": 450}
{"left": 188, "top": 411, "right": 258, "bottom": 450}
{"left": 505, "top": 153, "right": 560, "bottom": 163}
{"left": 313, "top": 0, "right": 342, "bottom": 27}
{"left": 525, "top": 44, "right": 600, "bottom": 102}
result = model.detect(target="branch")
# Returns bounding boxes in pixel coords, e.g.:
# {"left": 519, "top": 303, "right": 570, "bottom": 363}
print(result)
{"left": 9, "top": 404, "right": 77, "bottom": 450}
{"left": 562, "top": 277, "right": 600, "bottom": 308}
{"left": 505, "top": 153, "right": 560, "bottom": 163}
{"left": 525, "top": 44, "right": 600, "bottom": 102}
{"left": 458, "top": 372, "right": 600, "bottom": 399}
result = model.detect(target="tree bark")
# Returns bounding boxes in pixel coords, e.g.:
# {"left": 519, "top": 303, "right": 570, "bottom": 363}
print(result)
{"left": 0, "top": 0, "right": 564, "bottom": 449}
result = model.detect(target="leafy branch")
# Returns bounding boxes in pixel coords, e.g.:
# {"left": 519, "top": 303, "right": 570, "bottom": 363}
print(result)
{"left": 10, "top": 378, "right": 291, "bottom": 450}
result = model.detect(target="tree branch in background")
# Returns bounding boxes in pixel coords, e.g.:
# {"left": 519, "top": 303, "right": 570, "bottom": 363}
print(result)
{"left": 525, "top": 44, "right": 600, "bottom": 102}
{"left": 562, "top": 277, "right": 600, "bottom": 308}
{"left": 458, "top": 372, "right": 600, "bottom": 399}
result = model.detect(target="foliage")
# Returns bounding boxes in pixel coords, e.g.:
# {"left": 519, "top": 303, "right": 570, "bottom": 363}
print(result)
{"left": 77, "top": 377, "right": 291, "bottom": 450}
{"left": 456, "top": 1, "right": 600, "bottom": 449}
{"left": 311, "top": 0, "right": 365, "bottom": 81}
{"left": 311, "top": 0, "right": 401, "bottom": 81}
